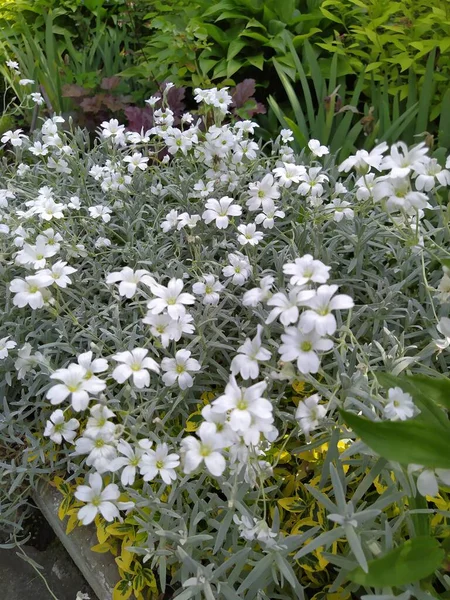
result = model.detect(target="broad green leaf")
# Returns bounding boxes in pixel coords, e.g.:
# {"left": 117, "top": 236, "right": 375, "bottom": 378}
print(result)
{"left": 340, "top": 410, "right": 450, "bottom": 469}
{"left": 415, "top": 49, "right": 436, "bottom": 135}
{"left": 403, "top": 374, "right": 450, "bottom": 411}
{"left": 246, "top": 54, "right": 264, "bottom": 70}
{"left": 438, "top": 89, "right": 450, "bottom": 149}
{"left": 227, "top": 39, "right": 246, "bottom": 62}
{"left": 349, "top": 537, "right": 444, "bottom": 587}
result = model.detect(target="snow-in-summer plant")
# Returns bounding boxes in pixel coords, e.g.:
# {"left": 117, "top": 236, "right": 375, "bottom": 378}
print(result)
{"left": 0, "top": 68, "right": 449, "bottom": 600}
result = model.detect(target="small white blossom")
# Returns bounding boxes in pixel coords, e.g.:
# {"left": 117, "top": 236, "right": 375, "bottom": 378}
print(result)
{"left": 0, "top": 337, "right": 16, "bottom": 359}
{"left": 44, "top": 410, "right": 79, "bottom": 444}
{"left": 222, "top": 252, "right": 252, "bottom": 285}
{"left": 161, "top": 349, "right": 201, "bottom": 389}
{"left": 111, "top": 348, "right": 159, "bottom": 389}
{"left": 295, "top": 394, "right": 327, "bottom": 434}
{"left": 192, "top": 275, "right": 223, "bottom": 305}
{"left": 383, "top": 387, "right": 416, "bottom": 421}
{"left": 139, "top": 443, "right": 180, "bottom": 484}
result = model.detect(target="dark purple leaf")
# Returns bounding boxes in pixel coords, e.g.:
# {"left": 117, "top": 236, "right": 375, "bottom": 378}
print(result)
{"left": 231, "top": 79, "right": 256, "bottom": 109}
{"left": 124, "top": 106, "right": 154, "bottom": 132}
{"left": 100, "top": 76, "right": 121, "bottom": 91}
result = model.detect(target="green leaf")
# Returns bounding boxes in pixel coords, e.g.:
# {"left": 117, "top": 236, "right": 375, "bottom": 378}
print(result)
{"left": 340, "top": 410, "right": 450, "bottom": 469}
{"left": 402, "top": 374, "right": 450, "bottom": 411}
{"left": 227, "top": 39, "right": 246, "bottom": 62}
{"left": 438, "top": 89, "right": 450, "bottom": 149}
{"left": 246, "top": 54, "right": 264, "bottom": 70}
{"left": 415, "top": 49, "right": 436, "bottom": 135}
{"left": 349, "top": 537, "right": 444, "bottom": 587}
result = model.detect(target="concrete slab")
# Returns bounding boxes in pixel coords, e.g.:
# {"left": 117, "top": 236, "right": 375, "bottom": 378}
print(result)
{"left": 0, "top": 540, "right": 93, "bottom": 600}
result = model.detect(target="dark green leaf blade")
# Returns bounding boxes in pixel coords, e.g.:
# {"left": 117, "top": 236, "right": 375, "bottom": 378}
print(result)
{"left": 349, "top": 536, "right": 444, "bottom": 587}
{"left": 340, "top": 410, "right": 450, "bottom": 469}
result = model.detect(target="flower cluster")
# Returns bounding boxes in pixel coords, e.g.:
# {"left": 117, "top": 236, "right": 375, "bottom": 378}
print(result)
{"left": 1, "top": 83, "right": 450, "bottom": 600}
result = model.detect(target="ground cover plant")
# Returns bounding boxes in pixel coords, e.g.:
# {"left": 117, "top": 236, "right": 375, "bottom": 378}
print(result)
{"left": 0, "top": 78, "right": 449, "bottom": 600}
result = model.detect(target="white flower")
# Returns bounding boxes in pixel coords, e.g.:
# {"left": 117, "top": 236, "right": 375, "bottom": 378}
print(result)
{"left": 279, "top": 327, "right": 333, "bottom": 374}
{"left": 383, "top": 387, "right": 416, "bottom": 421}
{"left": 212, "top": 376, "right": 272, "bottom": 434}
{"left": 15, "top": 239, "right": 59, "bottom": 269}
{"left": 29, "top": 141, "right": 49, "bottom": 156}
{"left": 44, "top": 409, "right": 79, "bottom": 444}
{"left": 19, "top": 78, "right": 34, "bottom": 85}
{"left": 147, "top": 278, "right": 195, "bottom": 319}
{"left": 143, "top": 313, "right": 175, "bottom": 347}
{"left": 30, "top": 92, "right": 45, "bottom": 105}
{"left": 36, "top": 198, "right": 66, "bottom": 220}
{"left": 222, "top": 252, "right": 252, "bottom": 285}
{"left": 139, "top": 443, "right": 180, "bottom": 484}
{"left": 100, "top": 119, "right": 125, "bottom": 139}
{"left": 242, "top": 276, "right": 274, "bottom": 306}
{"left": 14, "top": 343, "right": 45, "bottom": 380}
{"left": 280, "top": 129, "right": 294, "bottom": 143}
{"left": 273, "top": 163, "right": 306, "bottom": 188}
{"left": 202, "top": 196, "right": 242, "bottom": 229}
{"left": 192, "top": 275, "right": 223, "bottom": 305}
{"left": 436, "top": 316, "right": 450, "bottom": 351}
{"left": 231, "top": 325, "right": 271, "bottom": 380}
{"left": 73, "top": 429, "right": 117, "bottom": 473}
{"left": 38, "top": 261, "right": 77, "bottom": 288}
{"left": 254, "top": 198, "right": 285, "bottom": 229}
{"left": 111, "top": 348, "right": 159, "bottom": 389}
{"left": 193, "top": 179, "right": 214, "bottom": 198}
{"left": 85, "top": 403, "right": 116, "bottom": 437}
{"left": 106, "top": 267, "right": 154, "bottom": 299}
{"left": 164, "top": 128, "right": 195, "bottom": 155}
{"left": 408, "top": 464, "right": 450, "bottom": 497}
{"left": 89, "top": 205, "right": 112, "bottom": 222}
{"left": 0, "top": 336, "right": 16, "bottom": 359}
{"left": 330, "top": 198, "right": 354, "bottom": 222}
{"left": 145, "top": 95, "right": 160, "bottom": 107}
{"left": 297, "top": 167, "right": 328, "bottom": 197}
{"left": 199, "top": 406, "right": 237, "bottom": 447}
{"left": 76, "top": 352, "right": 107, "bottom": 377}
{"left": 47, "top": 363, "right": 106, "bottom": 411}
{"left": 295, "top": 394, "right": 327, "bottom": 434}
{"left": 95, "top": 237, "right": 111, "bottom": 248}
{"left": 181, "top": 428, "right": 227, "bottom": 476}
{"left": 299, "top": 284, "right": 354, "bottom": 336}
{"left": 308, "top": 139, "right": 329, "bottom": 157}
{"left": 123, "top": 152, "right": 149, "bottom": 173}
{"left": 0, "top": 189, "right": 15, "bottom": 208}
{"left": 68, "top": 196, "right": 81, "bottom": 210}
{"left": 266, "top": 288, "right": 315, "bottom": 326}
{"left": 74, "top": 473, "right": 121, "bottom": 524}
{"left": 373, "top": 177, "right": 428, "bottom": 213}
{"left": 381, "top": 142, "right": 428, "bottom": 178}
{"left": 338, "top": 143, "right": 388, "bottom": 173}
{"left": 161, "top": 209, "right": 179, "bottom": 232}
{"left": 177, "top": 212, "right": 201, "bottom": 230}
{"left": 237, "top": 223, "right": 264, "bottom": 246}
{"left": 161, "top": 349, "right": 201, "bottom": 389}
{"left": 413, "top": 157, "right": 450, "bottom": 191}
{"left": 247, "top": 174, "right": 280, "bottom": 210}
{"left": 1, "top": 129, "right": 27, "bottom": 147}
{"left": 10, "top": 273, "right": 53, "bottom": 309}
{"left": 6, "top": 59, "right": 20, "bottom": 71}
{"left": 109, "top": 439, "right": 149, "bottom": 486}
{"left": 283, "top": 254, "right": 330, "bottom": 286}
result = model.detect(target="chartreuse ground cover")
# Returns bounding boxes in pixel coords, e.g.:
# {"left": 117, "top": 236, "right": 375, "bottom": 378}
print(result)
{"left": 0, "top": 76, "right": 449, "bottom": 600}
